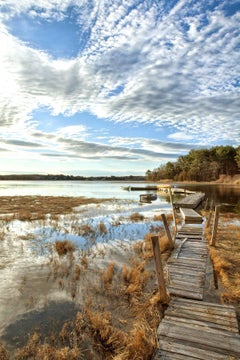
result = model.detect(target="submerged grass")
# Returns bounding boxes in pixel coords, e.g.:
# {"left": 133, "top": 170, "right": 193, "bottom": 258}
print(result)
{"left": 0, "top": 195, "right": 173, "bottom": 359}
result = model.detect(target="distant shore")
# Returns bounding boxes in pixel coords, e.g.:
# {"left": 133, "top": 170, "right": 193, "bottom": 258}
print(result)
{"left": 0, "top": 174, "right": 239, "bottom": 185}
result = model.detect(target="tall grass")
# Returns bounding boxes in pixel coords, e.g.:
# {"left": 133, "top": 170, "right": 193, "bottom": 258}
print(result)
{"left": 205, "top": 211, "right": 240, "bottom": 302}
{"left": 55, "top": 240, "right": 76, "bottom": 256}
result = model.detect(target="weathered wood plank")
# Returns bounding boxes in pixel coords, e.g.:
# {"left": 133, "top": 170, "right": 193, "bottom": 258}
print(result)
{"left": 157, "top": 340, "right": 232, "bottom": 360}
{"left": 180, "top": 207, "right": 203, "bottom": 223}
{"left": 163, "top": 314, "right": 239, "bottom": 333}
{"left": 167, "top": 287, "right": 203, "bottom": 300}
{"left": 154, "top": 349, "right": 198, "bottom": 360}
{"left": 179, "top": 226, "right": 203, "bottom": 233}
{"left": 158, "top": 322, "right": 240, "bottom": 354}
{"left": 170, "top": 297, "right": 237, "bottom": 313}
{"left": 174, "top": 192, "right": 205, "bottom": 209}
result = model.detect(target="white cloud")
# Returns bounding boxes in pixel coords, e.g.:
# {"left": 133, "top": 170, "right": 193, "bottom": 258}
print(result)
{"left": 0, "top": 0, "right": 239, "bottom": 148}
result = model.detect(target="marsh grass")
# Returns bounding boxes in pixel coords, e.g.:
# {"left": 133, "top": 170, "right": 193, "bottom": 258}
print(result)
{"left": 12, "top": 231, "right": 168, "bottom": 360}
{"left": 205, "top": 211, "right": 240, "bottom": 302}
{"left": 0, "top": 342, "right": 9, "bottom": 360}
{"left": 55, "top": 240, "right": 76, "bottom": 256}
{"left": 0, "top": 196, "right": 111, "bottom": 221}
{"left": 130, "top": 212, "right": 144, "bottom": 222}
{"left": 0, "top": 195, "right": 172, "bottom": 359}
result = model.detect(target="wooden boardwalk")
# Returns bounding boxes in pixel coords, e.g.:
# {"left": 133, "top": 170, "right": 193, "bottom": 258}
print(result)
{"left": 155, "top": 298, "right": 240, "bottom": 359}
{"left": 174, "top": 192, "right": 205, "bottom": 209}
{"left": 153, "top": 215, "right": 240, "bottom": 359}
{"left": 167, "top": 224, "right": 208, "bottom": 300}
{"left": 179, "top": 207, "right": 203, "bottom": 223}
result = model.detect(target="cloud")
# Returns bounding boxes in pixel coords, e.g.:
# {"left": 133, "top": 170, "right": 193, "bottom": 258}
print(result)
{"left": 0, "top": 0, "right": 239, "bottom": 147}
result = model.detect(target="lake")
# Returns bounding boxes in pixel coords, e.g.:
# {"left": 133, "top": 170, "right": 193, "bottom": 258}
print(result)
{"left": 0, "top": 180, "right": 239, "bottom": 211}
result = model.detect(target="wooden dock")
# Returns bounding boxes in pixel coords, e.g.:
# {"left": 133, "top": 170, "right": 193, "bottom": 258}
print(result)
{"left": 155, "top": 298, "right": 240, "bottom": 359}
{"left": 179, "top": 207, "right": 203, "bottom": 223}
{"left": 167, "top": 225, "right": 208, "bottom": 300}
{"left": 153, "top": 213, "right": 240, "bottom": 359}
{"left": 174, "top": 192, "right": 205, "bottom": 209}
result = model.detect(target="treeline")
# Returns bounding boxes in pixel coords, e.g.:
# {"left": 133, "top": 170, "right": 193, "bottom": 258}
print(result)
{"left": 146, "top": 145, "right": 240, "bottom": 182}
{"left": 0, "top": 174, "right": 145, "bottom": 181}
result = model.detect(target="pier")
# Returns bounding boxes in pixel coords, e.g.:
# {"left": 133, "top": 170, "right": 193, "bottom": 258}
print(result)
{"left": 174, "top": 192, "right": 205, "bottom": 209}
{"left": 153, "top": 201, "right": 240, "bottom": 359}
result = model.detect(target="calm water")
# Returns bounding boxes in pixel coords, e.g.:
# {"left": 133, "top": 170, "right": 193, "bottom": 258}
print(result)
{"left": 0, "top": 180, "right": 145, "bottom": 198}
{"left": 0, "top": 180, "right": 239, "bottom": 211}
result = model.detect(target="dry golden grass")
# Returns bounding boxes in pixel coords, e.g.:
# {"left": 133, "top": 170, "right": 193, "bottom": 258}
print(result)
{"left": 13, "top": 258, "right": 164, "bottom": 360}
{"left": 130, "top": 212, "right": 144, "bottom": 222}
{"left": 2, "top": 196, "right": 173, "bottom": 359}
{"left": 15, "top": 330, "right": 82, "bottom": 360}
{"left": 0, "top": 196, "right": 110, "bottom": 221}
{"left": 55, "top": 240, "right": 76, "bottom": 256}
{"left": 0, "top": 342, "right": 9, "bottom": 360}
{"left": 206, "top": 211, "right": 240, "bottom": 302}
{"left": 102, "top": 262, "right": 115, "bottom": 289}
{"left": 134, "top": 232, "right": 173, "bottom": 260}
{"left": 99, "top": 221, "right": 107, "bottom": 234}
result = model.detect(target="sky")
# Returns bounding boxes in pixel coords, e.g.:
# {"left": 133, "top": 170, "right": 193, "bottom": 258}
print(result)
{"left": 0, "top": 0, "right": 239, "bottom": 176}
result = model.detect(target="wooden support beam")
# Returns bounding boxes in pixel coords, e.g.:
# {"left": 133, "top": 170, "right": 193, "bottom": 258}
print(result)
{"left": 168, "top": 187, "right": 178, "bottom": 237}
{"left": 210, "top": 205, "right": 220, "bottom": 246}
{"left": 161, "top": 213, "right": 174, "bottom": 249}
{"left": 151, "top": 235, "right": 169, "bottom": 304}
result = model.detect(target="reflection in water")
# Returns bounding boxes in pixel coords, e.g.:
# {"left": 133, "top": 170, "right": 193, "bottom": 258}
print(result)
{"left": 182, "top": 184, "right": 240, "bottom": 213}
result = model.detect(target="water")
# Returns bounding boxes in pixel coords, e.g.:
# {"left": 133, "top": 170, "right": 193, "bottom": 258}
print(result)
{"left": 0, "top": 180, "right": 239, "bottom": 209}
{"left": 183, "top": 183, "right": 240, "bottom": 212}
{"left": 0, "top": 180, "right": 154, "bottom": 198}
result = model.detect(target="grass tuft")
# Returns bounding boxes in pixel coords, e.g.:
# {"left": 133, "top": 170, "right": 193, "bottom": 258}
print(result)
{"left": 55, "top": 240, "right": 75, "bottom": 256}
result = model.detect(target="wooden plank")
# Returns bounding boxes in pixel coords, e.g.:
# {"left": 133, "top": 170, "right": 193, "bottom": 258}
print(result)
{"left": 174, "top": 192, "right": 205, "bottom": 209}
{"left": 180, "top": 207, "right": 203, "bottom": 223}
{"left": 167, "top": 273, "right": 205, "bottom": 283}
{"left": 179, "top": 225, "right": 203, "bottom": 232}
{"left": 176, "top": 231, "right": 203, "bottom": 240}
{"left": 167, "top": 282, "right": 204, "bottom": 292}
{"left": 167, "top": 287, "right": 203, "bottom": 300}
{"left": 170, "top": 297, "right": 238, "bottom": 314}
{"left": 164, "top": 312, "right": 239, "bottom": 333}
{"left": 157, "top": 340, "right": 231, "bottom": 360}
{"left": 158, "top": 322, "right": 240, "bottom": 354}
{"left": 168, "top": 259, "right": 207, "bottom": 268}
{"left": 163, "top": 314, "right": 239, "bottom": 334}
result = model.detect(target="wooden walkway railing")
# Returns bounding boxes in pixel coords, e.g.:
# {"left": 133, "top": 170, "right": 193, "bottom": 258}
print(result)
{"left": 153, "top": 201, "right": 240, "bottom": 359}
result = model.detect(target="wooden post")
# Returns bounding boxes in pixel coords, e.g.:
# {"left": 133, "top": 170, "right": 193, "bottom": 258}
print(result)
{"left": 213, "top": 267, "right": 218, "bottom": 289}
{"left": 161, "top": 213, "right": 174, "bottom": 249}
{"left": 206, "top": 200, "right": 214, "bottom": 228}
{"left": 151, "top": 235, "right": 169, "bottom": 304}
{"left": 168, "top": 187, "right": 177, "bottom": 239}
{"left": 210, "top": 205, "right": 220, "bottom": 246}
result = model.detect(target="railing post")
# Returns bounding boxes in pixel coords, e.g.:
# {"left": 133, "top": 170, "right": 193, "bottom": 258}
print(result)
{"left": 168, "top": 187, "right": 177, "bottom": 238}
{"left": 161, "top": 213, "right": 174, "bottom": 249}
{"left": 151, "top": 235, "right": 169, "bottom": 304}
{"left": 206, "top": 200, "right": 214, "bottom": 228}
{"left": 210, "top": 205, "right": 220, "bottom": 246}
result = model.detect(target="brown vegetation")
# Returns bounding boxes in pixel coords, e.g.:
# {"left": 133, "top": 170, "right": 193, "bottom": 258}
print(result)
{"left": 130, "top": 212, "right": 144, "bottom": 222}
{"left": 7, "top": 229, "right": 170, "bottom": 360}
{"left": 205, "top": 211, "right": 240, "bottom": 302}
{"left": 0, "top": 195, "right": 175, "bottom": 359}
{"left": 0, "top": 196, "right": 111, "bottom": 221}
{"left": 55, "top": 240, "right": 76, "bottom": 256}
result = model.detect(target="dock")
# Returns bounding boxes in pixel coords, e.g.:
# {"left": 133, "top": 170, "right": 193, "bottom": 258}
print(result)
{"left": 167, "top": 224, "right": 208, "bottom": 300}
{"left": 153, "top": 207, "right": 240, "bottom": 359}
{"left": 155, "top": 298, "right": 240, "bottom": 359}
{"left": 179, "top": 207, "right": 203, "bottom": 223}
{"left": 174, "top": 192, "right": 205, "bottom": 209}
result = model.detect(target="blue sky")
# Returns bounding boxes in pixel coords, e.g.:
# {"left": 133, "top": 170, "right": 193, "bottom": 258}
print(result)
{"left": 0, "top": 0, "right": 239, "bottom": 176}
